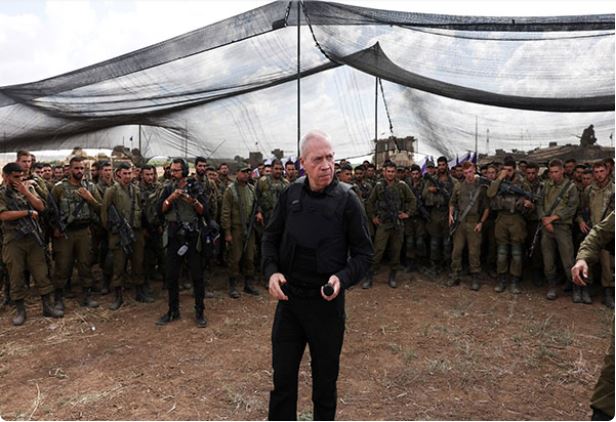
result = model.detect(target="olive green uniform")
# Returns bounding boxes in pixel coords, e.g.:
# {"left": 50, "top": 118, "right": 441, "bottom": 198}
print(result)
{"left": 0, "top": 185, "right": 53, "bottom": 301}
{"left": 525, "top": 178, "right": 544, "bottom": 280}
{"left": 195, "top": 174, "right": 220, "bottom": 221}
{"left": 51, "top": 180, "right": 102, "bottom": 290}
{"left": 450, "top": 177, "right": 488, "bottom": 276}
{"left": 221, "top": 181, "right": 257, "bottom": 278}
{"left": 92, "top": 179, "right": 114, "bottom": 284}
{"left": 422, "top": 174, "right": 456, "bottom": 265}
{"left": 577, "top": 181, "right": 615, "bottom": 288}
{"left": 101, "top": 182, "right": 145, "bottom": 288}
{"left": 576, "top": 212, "right": 614, "bottom": 419}
{"left": 404, "top": 178, "right": 428, "bottom": 262}
{"left": 487, "top": 174, "right": 531, "bottom": 279}
{"left": 367, "top": 180, "right": 415, "bottom": 273}
{"left": 141, "top": 180, "right": 165, "bottom": 285}
{"left": 537, "top": 179, "right": 579, "bottom": 286}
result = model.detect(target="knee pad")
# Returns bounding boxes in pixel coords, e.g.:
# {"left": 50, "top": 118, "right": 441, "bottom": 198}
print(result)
{"left": 511, "top": 243, "right": 523, "bottom": 266}
{"left": 497, "top": 244, "right": 509, "bottom": 263}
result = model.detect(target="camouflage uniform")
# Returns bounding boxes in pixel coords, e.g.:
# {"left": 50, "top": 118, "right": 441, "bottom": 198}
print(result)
{"left": 141, "top": 180, "right": 165, "bottom": 291}
{"left": 487, "top": 174, "right": 531, "bottom": 292}
{"left": 524, "top": 177, "right": 544, "bottom": 283}
{"left": 576, "top": 212, "right": 614, "bottom": 419}
{"left": 577, "top": 180, "right": 615, "bottom": 307}
{"left": 537, "top": 178, "right": 579, "bottom": 300}
{"left": 256, "top": 175, "right": 289, "bottom": 226}
{"left": 101, "top": 181, "right": 149, "bottom": 309}
{"left": 0, "top": 184, "right": 62, "bottom": 325}
{"left": 422, "top": 173, "right": 456, "bottom": 271}
{"left": 91, "top": 179, "right": 114, "bottom": 292}
{"left": 221, "top": 180, "right": 258, "bottom": 296}
{"left": 365, "top": 180, "right": 415, "bottom": 287}
{"left": 51, "top": 179, "right": 102, "bottom": 308}
{"left": 403, "top": 177, "right": 428, "bottom": 268}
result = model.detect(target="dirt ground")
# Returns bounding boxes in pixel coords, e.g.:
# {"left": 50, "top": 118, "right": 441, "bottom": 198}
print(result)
{"left": 0, "top": 268, "right": 612, "bottom": 421}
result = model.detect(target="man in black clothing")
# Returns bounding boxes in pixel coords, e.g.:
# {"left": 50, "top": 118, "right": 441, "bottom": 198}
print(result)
{"left": 262, "top": 130, "right": 373, "bottom": 421}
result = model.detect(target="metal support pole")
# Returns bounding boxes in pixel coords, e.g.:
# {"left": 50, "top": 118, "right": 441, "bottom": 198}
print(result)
{"left": 474, "top": 116, "right": 478, "bottom": 160}
{"left": 138, "top": 124, "right": 142, "bottom": 152}
{"left": 374, "top": 77, "right": 378, "bottom": 164}
{"left": 296, "top": 1, "right": 301, "bottom": 158}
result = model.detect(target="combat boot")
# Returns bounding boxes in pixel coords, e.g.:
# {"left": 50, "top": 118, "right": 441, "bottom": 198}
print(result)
{"left": 446, "top": 272, "right": 460, "bottom": 287}
{"left": 510, "top": 277, "right": 521, "bottom": 295}
{"left": 244, "top": 278, "right": 260, "bottom": 296}
{"left": 470, "top": 275, "right": 480, "bottom": 291}
{"left": 546, "top": 277, "right": 558, "bottom": 301}
{"left": 228, "top": 277, "right": 240, "bottom": 299}
{"left": 53, "top": 288, "right": 65, "bottom": 312}
{"left": 195, "top": 308, "right": 208, "bottom": 328}
{"left": 603, "top": 287, "right": 614, "bottom": 309}
{"left": 12, "top": 299, "right": 26, "bottom": 326}
{"left": 494, "top": 275, "right": 507, "bottom": 293}
{"left": 388, "top": 270, "right": 398, "bottom": 288}
{"left": 362, "top": 271, "right": 373, "bottom": 289}
{"left": 100, "top": 274, "right": 111, "bottom": 295}
{"left": 135, "top": 284, "right": 155, "bottom": 303}
{"left": 156, "top": 309, "right": 180, "bottom": 326}
{"left": 109, "top": 287, "right": 124, "bottom": 310}
{"left": 80, "top": 288, "right": 99, "bottom": 308}
{"left": 572, "top": 285, "right": 582, "bottom": 303}
{"left": 42, "top": 294, "right": 64, "bottom": 318}
{"left": 581, "top": 286, "right": 592, "bottom": 305}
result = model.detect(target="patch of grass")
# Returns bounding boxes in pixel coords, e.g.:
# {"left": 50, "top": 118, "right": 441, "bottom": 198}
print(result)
{"left": 298, "top": 410, "right": 313, "bottom": 420}
{"left": 224, "top": 386, "right": 262, "bottom": 413}
{"left": 426, "top": 358, "right": 451, "bottom": 375}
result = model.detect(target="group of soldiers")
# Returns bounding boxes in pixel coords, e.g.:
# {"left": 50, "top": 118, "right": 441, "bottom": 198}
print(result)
{"left": 0, "top": 149, "right": 614, "bottom": 327}
{"left": 342, "top": 155, "right": 615, "bottom": 309}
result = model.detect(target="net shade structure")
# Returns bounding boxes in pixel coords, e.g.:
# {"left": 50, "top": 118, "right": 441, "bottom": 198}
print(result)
{"left": 0, "top": 1, "right": 613, "bottom": 161}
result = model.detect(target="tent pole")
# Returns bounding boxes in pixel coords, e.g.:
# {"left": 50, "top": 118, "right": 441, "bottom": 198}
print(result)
{"left": 296, "top": 0, "right": 301, "bottom": 158}
{"left": 474, "top": 116, "right": 478, "bottom": 160}
{"left": 374, "top": 77, "right": 378, "bottom": 165}
{"left": 138, "top": 124, "right": 142, "bottom": 153}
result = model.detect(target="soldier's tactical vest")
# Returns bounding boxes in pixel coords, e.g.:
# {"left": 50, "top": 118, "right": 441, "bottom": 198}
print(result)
{"left": 109, "top": 183, "right": 142, "bottom": 229}
{"left": 278, "top": 177, "right": 354, "bottom": 280}
{"left": 492, "top": 175, "right": 526, "bottom": 213}
{"left": 58, "top": 180, "right": 96, "bottom": 227}
{"left": 424, "top": 175, "right": 454, "bottom": 208}
{"left": 375, "top": 181, "right": 402, "bottom": 223}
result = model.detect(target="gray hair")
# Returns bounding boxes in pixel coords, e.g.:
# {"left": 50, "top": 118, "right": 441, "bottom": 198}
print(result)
{"left": 299, "top": 130, "right": 331, "bottom": 159}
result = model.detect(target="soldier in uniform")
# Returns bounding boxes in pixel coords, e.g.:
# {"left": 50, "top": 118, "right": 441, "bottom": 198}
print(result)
{"left": 422, "top": 156, "right": 456, "bottom": 276}
{"left": 217, "top": 163, "right": 233, "bottom": 193}
{"left": 140, "top": 165, "right": 165, "bottom": 296}
{"left": 92, "top": 161, "right": 114, "bottom": 294}
{"left": 337, "top": 162, "right": 353, "bottom": 185}
{"left": 571, "top": 211, "right": 614, "bottom": 420}
{"left": 222, "top": 166, "right": 263, "bottom": 298}
{"left": 101, "top": 162, "right": 153, "bottom": 310}
{"left": 51, "top": 156, "right": 102, "bottom": 311}
{"left": 0, "top": 163, "right": 63, "bottom": 326}
{"left": 564, "top": 158, "right": 577, "bottom": 180}
{"left": 52, "top": 165, "right": 64, "bottom": 183}
{"left": 256, "top": 159, "right": 289, "bottom": 227}
{"left": 17, "top": 151, "right": 49, "bottom": 200}
{"left": 537, "top": 159, "right": 579, "bottom": 301}
{"left": 194, "top": 157, "right": 221, "bottom": 296}
{"left": 577, "top": 161, "right": 615, "bottom": 307}
{"left": 448, "top": 162, "right": 490, "bottom": 290}
{"left": 156, "top": 158, "right": 210, "bottom": 327}
{"left": 403, "top": 164, "right": 428, "bottom": 272}
{"left": 524, "top": 162, "right": 544, "bottom": 285}
{"left": 481, "top": 165, "right": 498, "bottom": 278}
{"left": 487, "top": 158, "right": 533, "bottom": 294}
{"left": 364, "top": 162, "right": 415, "bottom": 288}
{"left": 352, "top": 165, "right": 373, "bottom": 204}
{"left": 285, "top": 160, "right": 298, "bottom": 183}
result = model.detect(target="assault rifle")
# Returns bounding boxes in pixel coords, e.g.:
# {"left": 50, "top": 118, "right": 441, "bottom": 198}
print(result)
{"left": 480, "top": 176, "right": 537, "bottom": 201}
{"left": 410, "top": 185, "right": 431, "bottom": 222}
{"left": 449, "top": 177, "right": 490, "bottom": 238}
{"left": 529, "top": 180, "right": 572, "bottom": 258}
{"left": 242, "top": 198, "right": 259, "bottom": 257}
{"left": 45, "top": 192, "right": 68, "bottom": 238}
{"left": 424, "top": 173, "right": 452, "bottom": 202}
{"left": 6, "top": 192, "right": 45, "bottom": 247}
{"left": 108, "top": 203, "right": 135, "bottom": 255}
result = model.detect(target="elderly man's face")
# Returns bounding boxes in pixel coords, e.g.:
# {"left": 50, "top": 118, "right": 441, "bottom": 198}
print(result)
{"left": 301, "top": 137, "right": 334, "bottom": 192}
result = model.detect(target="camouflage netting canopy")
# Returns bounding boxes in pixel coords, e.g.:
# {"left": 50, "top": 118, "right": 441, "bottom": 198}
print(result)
{"left": 0, "top": 1, "right": 613, "bottom": 160}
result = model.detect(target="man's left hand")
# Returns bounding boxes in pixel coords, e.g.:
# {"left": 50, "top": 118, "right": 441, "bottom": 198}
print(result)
{"left": 321, "top": 275, "right": 341, "bottom": 301}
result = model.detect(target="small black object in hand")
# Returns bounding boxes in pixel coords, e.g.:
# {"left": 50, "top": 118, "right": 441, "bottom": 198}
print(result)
{"left": 322, "top": 283, "right": 334, "bottom": 297}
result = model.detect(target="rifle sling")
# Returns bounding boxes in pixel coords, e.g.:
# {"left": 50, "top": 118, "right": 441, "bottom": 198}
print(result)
{"left": 544, "top": 180, "right": 573, "bottom": 219}
{"left": 457, "top": 182, "right": 484, "bottom": 225}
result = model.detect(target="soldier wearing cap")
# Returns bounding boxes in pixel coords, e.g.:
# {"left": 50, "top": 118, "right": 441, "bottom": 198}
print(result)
{"left": 222, "top": 165, "right": 263, "bottom": 298}
{"left": 403, "top": 164, "right": 428, "bottom": 272}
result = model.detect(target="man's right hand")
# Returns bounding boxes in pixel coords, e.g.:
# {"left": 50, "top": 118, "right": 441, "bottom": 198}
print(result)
{"left": 571, "top": 259, "right": 589, "bottom": 286}
{"left": 579, "top": 221, "right": 591, "bottom": 234}
{"left": 268, "top": 272, "right": 288, "bottom": 301}
{"left": 372, "top": 216, "right": 381, "bottom": 226}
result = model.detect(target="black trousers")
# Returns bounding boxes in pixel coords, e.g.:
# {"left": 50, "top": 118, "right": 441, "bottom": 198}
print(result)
{"left": 165, "top": 234, "right": 204, "bottom": 314}
{"left": 268, "top": 290, "right": 345, "bottom": 421}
